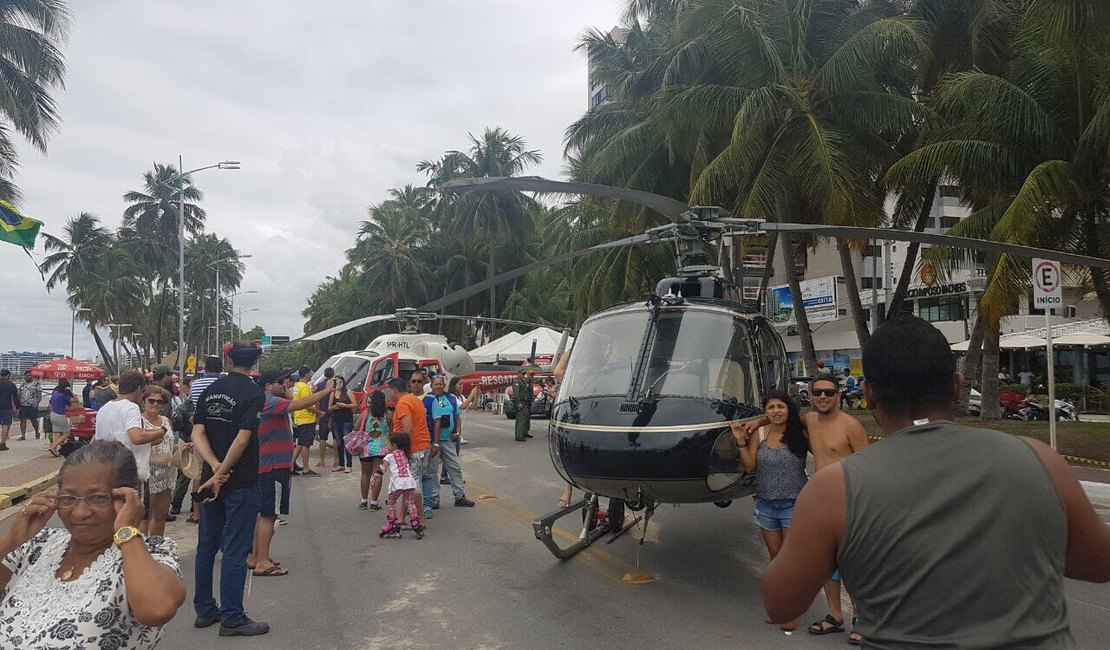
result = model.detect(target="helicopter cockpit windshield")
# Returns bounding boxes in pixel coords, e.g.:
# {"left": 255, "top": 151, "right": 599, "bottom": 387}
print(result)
{"left": 560, "top": 307, "right": 760, "bottom": 404}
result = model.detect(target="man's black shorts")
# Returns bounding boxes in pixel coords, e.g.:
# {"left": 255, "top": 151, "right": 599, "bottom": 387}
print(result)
{"left": 317, "top": 415, "right": 331, "bottom": 442}
{"left": 295, "top": 423, "right": 316, "bottom": 447}
{"left": 258, "top": 469, "right": 291, "bottom": 518}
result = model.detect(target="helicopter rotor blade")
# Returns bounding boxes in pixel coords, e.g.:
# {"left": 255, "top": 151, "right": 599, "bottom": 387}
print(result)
{"left": 294, "top": 314, "right": 400, "bottom": 343}
{"left": 435, "top": 314, "right": 566, "bottom": 331}
{"left": 760, "top": 223, "right": 1110, "bottom": 269}
{"left": 419, "top": 232, "right": 661, "bottom": 313}
{"left": 441, "top": 176, "right": 691, "bottom": 224}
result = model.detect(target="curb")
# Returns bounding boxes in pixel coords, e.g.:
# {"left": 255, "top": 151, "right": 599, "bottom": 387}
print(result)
{"left": 0, "top": 470, "right": 59, "bottom": 513}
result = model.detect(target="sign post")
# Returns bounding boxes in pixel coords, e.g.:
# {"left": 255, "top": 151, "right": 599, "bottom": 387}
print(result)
{"left": 1032, "top": 258, "right": 1062, "bottom": 449}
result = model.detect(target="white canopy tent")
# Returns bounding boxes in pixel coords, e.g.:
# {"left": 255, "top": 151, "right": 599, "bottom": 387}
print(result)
{"left": 470, "top": 327, "right": 573, "bottom": 364}
{"left": 469, "top": 331, "right": 523, "bottom": 361}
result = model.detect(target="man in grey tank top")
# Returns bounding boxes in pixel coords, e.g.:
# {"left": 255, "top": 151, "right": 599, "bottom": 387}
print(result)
{"left": 761, "top": 315, "right": 1110, "bottom": 649}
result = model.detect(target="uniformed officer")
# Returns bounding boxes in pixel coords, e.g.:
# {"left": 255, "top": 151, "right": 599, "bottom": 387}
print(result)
{"left": 512, "top": 364, "right": 535, "bottom": 441}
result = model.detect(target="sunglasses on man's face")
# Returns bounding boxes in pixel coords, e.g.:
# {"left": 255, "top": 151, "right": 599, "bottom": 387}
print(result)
{"left": 811, "top": 388, "right": 839, "bottom": 398}
{"left": 410, "top": 379, "right": 425, "bottom": 384}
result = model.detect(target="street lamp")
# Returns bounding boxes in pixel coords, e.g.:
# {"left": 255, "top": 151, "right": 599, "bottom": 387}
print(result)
{"left": 208, "top": 253, "right": 251, "bottom": 350}
{"left": 159, "top": 157, "right": 240, "bottom": 372}
{"left": 104, "top": 323, "right": 132, "bottom": 372}
{"left": 236, "top": 307, "right": 260, "bottom": 333}
{"left": 71, "top": 307, "right": 91, "bottom": 358}
{"left": 229, "top": 289, "right": 257, "bottom": 337}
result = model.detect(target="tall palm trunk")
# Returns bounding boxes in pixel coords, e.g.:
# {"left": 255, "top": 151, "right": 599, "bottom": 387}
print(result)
{"left": 758, "top": 233, "right": 779, "bottom": 312}
{"left": 782, "top": 236, "right": 818, "bottom": 375}
{"left": 1084, "top": 212, "right": 1110, "bottom": 325}
{"left": 155, "top": 279, "right": 169, "bottom": 357}
{"left": 836, "top": 239, "right": 870, "bottom": 349}
{"left": 886, "top": 182, "right": 937, "bottom": 320}
{"left": 89, "top": 326, "right": 113, "bottom": 370}
{"left": 488, "top": 247, "right": 496, "bottom": 318}
{"left": 956, "top": 309, "right": 985, "bottom": 416}
{"left": 980, "top": 312, "right": 1002, "bottom": 420}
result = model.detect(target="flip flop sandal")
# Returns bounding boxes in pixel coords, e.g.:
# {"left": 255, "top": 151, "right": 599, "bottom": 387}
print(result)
{"left": 809, "top": 614, "right": 845, "bottom": 635}
{"left": 849, "top": 617, "right": 862, "bottom": 645}
{"left": 252, "top": 566, "right": 288, "bottom": 577}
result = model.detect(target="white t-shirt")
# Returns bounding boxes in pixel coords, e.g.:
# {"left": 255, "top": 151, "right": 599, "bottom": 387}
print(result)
{"left": 93, "top": 399, "right": 151, "bottom": 481}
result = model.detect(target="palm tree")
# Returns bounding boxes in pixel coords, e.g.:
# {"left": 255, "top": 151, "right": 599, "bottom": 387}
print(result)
{"left": 39, "top": 212, "right": 115, "bottom": 364}
{"left": 0, "top": 0, "right": 70, "bottom": 199}
{"left": 890, "top": 1, "right": 1110, "bottom": 417}
{"left": 420, "top": 127, "right": 543, "bottom": 317}
{"left": 347, "top": 199, "right": 432, "bottom": 309}
{"left": 122, "top": 163, "right": 207, "bottom": 354}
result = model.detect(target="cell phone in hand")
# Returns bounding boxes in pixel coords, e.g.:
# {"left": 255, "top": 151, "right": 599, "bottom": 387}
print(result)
{"left": 191, "top": 487, "right": 215, "bottom": 502}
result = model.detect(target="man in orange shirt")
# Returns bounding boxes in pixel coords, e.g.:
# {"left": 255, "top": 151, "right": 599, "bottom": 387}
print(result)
{"left": 389, "top": 376, "right": 434, "bottom": 529}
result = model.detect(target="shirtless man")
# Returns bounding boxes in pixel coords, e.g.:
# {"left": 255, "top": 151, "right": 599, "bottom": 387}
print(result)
{"left": 746, "top": 374, "right": 869, "bottom": 642}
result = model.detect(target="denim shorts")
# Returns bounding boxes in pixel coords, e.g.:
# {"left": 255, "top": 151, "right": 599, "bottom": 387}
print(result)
{"left": 0, "top": 410, "right": 11, "bottom": 426}
{"left": 754, "top": 498, "right": 796, "bottom": 531}
{"left": 18, "top": 405, "right": 38, "bottom": 420}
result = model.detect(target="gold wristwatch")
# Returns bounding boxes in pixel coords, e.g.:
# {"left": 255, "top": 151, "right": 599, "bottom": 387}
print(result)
{"left": 113, "top": 526, "right": 141, "bottom": 547}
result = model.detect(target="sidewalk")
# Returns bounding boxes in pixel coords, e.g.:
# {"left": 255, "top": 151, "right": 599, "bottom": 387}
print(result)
{"left": 0, "top": 433, "right": 64, "bottom": 511}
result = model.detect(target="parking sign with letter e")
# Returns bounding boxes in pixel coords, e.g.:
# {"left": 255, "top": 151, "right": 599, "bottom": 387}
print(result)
{"left": 1032, "top": 258, "right": 1062, "bottom": 310}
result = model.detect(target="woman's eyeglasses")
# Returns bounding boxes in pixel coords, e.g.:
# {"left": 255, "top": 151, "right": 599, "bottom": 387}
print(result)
{"left": 51, "top": 493, "right": 114, "bottom": 509}
{"left": 811, "top": 388, "right": 839, "bottom": 398}
{"left": 147, "top": 399, "right": 166, "bottom": 405}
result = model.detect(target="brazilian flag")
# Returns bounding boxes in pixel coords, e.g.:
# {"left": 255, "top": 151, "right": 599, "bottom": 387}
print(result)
{"left": 0, "top": 200, "right": 42, "bottom": 249}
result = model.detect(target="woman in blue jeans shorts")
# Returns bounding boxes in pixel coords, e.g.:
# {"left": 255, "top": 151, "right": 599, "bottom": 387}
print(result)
{"left": 328, "top": 377, "right": 357, "bottom": 472}
{"left": 731, "top": 389, "right": 809, "bottom": 631}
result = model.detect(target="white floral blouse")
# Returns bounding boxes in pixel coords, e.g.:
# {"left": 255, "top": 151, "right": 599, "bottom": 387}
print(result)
{"left": 0, "top": 527, "right": 180, "bottom": 649}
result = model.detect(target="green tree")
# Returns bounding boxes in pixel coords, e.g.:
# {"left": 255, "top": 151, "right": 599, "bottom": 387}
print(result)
{"left": 419, "top": 127, "right": 543, "bottom": 318}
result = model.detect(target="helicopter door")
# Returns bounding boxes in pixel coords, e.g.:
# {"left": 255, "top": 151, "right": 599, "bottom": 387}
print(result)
{"left": 366, "top": 352, "right": 400, "bottom": 392}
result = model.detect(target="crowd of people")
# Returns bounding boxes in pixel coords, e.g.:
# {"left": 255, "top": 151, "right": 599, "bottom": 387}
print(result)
{"left": 2, "top": 315, "right": 1109, "bottom": 648}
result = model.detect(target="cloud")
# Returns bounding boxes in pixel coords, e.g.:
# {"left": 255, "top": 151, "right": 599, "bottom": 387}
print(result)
{"left": 0, "top": 0, "right": 622, "bottom": 360}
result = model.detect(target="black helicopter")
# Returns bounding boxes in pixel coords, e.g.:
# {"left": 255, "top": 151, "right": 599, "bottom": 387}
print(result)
{"left": 305, "top": 175, "right": 1110, "bottom": 560}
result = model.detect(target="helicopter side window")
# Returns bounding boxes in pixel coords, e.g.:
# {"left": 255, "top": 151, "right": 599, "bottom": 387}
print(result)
{"left": 753, "top": 320, "right": 788, "bottom": 392}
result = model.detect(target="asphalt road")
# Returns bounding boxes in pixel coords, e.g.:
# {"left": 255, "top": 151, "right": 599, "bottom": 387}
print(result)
{"left": 128, "top": 412, "right": 1110, "bottom": 648}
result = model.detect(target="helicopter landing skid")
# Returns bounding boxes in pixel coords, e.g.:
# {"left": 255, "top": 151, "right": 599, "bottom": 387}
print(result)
{"left": 532, "top": 494, "right": 609, "bottom": 561}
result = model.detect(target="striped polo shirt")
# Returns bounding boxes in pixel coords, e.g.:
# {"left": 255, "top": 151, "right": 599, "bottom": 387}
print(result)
{"left": 258, "top": 395, "right": 294, "bottom": 473}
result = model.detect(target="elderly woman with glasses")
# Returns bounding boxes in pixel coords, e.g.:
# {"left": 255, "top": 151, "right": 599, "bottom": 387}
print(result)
{"left": 0, "top": 440, "right": 186, "bottom": 648}
{"left": 141, "top": 385, "right": 179, "bottom": 538}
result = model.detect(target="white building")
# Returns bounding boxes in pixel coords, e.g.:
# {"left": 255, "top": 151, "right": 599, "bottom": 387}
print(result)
{"left": 0, "top": 351, "right": 65, "bottom": 375}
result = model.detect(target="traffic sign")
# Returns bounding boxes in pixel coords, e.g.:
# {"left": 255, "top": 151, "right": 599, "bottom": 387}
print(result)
{"left": 260, "top": 335, "right": 272, "bottom": 346}
{"left": 1032, "top": 258, "right": 1062, "bottom": 310}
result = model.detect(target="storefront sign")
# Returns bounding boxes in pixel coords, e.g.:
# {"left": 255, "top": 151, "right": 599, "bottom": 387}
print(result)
{"left": 906, "top": 281, "right": 967, "bottom": 299}
{"left": 767, "top": 276, "right": 838, "bottom": 325}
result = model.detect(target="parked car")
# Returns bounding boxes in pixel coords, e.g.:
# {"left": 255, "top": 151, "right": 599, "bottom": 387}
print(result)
{"left": 502, "top": 379, "right": 554, "bottom": 420}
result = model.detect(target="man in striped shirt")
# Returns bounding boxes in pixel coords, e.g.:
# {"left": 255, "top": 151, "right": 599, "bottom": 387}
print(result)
{"left": 250, "top": 371, "right": 333, "bottom": 576}
{"left": 190, "top": 356, "right": 224, "bottom": 406}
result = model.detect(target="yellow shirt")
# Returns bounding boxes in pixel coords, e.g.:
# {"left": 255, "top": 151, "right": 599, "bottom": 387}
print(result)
{"left": 292, "top": 381, "right": 317, "bottom": 425}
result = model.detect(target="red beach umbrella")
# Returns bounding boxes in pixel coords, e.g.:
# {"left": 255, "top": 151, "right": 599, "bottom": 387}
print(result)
{"left": 28, "top": 358, "right": 106, "bottom": 381}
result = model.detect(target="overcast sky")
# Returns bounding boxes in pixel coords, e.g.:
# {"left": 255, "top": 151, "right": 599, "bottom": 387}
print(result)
{"left": 0, "top": 0, "right": 623, "bottom": 360}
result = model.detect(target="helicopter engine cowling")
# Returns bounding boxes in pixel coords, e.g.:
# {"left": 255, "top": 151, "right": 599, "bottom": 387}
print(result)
{"left": 412, "top": 341, "right": 475, "bottom": 377}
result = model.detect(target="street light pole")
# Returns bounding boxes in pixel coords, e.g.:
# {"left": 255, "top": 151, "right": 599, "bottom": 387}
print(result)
{"left": 166, "top": 157, "right": 240, "bottom": 372}
{"left": 237, "top": 307, "right": 260, "bottom": 333}
{"left": 71, "top": 307, "right": 91, "bottom": 358}
{"left": 208, "top": 253, "right": 250, "bottom": 351}
{"left": 230, "top": 289, "right": 257, "bottom": 338}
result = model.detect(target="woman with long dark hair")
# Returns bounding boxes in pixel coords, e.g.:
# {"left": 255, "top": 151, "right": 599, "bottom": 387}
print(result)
{"left": 357, "top": 390, "right": 390, "bottom": 510}
{"left": 328, "top": 377, "right": 356, "bottom": 473}
{"left": 731, "top": 389, "right": 809, "bottom": 631}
